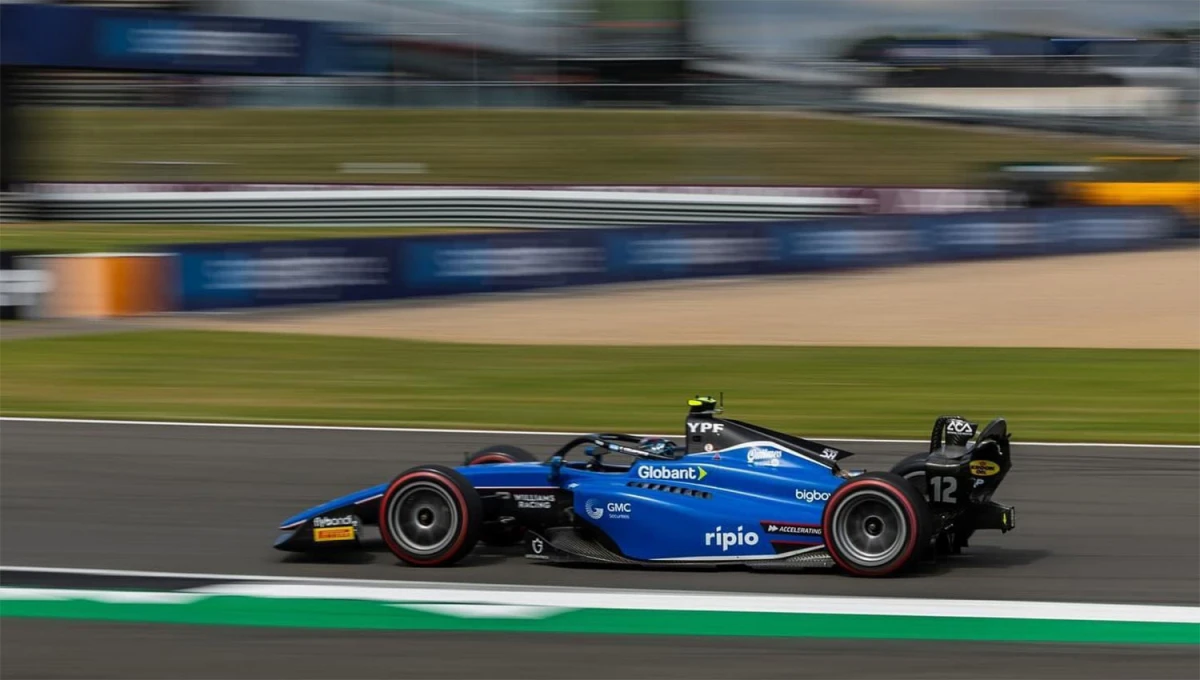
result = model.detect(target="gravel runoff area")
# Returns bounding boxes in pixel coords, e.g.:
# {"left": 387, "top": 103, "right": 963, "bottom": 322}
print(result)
{"left": 162, "top": 249, "right": 1200, "bottom": 350}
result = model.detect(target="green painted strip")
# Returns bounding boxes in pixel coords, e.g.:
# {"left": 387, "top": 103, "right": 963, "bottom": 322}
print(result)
{"left": 3, "top": 597, "right": 1197, "bottom": 645}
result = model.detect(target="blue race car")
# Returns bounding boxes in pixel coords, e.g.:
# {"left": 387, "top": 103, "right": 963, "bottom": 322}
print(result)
{"left": 274, "top": 397, "right": 1016, "bottom": 577}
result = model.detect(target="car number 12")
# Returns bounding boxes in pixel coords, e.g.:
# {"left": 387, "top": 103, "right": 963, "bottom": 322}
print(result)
{"left": 930, "top": 475, "right": 957, "bottom": 503}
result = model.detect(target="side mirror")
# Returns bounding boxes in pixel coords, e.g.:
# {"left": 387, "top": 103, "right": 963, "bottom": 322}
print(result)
{"left": 547, "top": 455, "right": 564, "bottom": 482}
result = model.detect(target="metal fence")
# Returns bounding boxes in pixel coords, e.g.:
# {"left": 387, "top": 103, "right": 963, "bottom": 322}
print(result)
{"left": 20, "top": 185, "right": 1009, "bottom": 226}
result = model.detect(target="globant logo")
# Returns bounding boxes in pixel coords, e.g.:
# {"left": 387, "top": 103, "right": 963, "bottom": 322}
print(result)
{"left": 795, "top": 489, "right": 831, "bottom": 503}
{"left": 637, "top": 466, "right": 708, "bottom": 481}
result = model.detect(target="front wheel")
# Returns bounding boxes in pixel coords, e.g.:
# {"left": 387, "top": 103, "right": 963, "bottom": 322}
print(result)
{"left": 822, "top": 471, "right": 931, "bottom": 577}
{"left": 466, "top": 444, "right": 537, "bottom": 466}
{"left": 465, "top": 445, "right": 538, "bottom": 546}
{"left": 379, "top": 465, "right": 481, "bottom": 566}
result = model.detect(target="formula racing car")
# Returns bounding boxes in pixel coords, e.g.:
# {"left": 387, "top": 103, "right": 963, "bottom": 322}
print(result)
{"left": 275, "top": 398, "right": 1016, "bottom": 576}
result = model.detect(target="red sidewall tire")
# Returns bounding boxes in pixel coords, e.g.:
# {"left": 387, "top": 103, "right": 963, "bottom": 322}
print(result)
{"left": 470, "top": 454, "right": 518, "bottom": 465}
{"left": 379, "top": 466, "right": 481, "bottom": 567}
{"left": 822, "top": 473, "right": 928, "bottom": 577}
{"left": 466, "top": 445, "right": 538, "bottom": 466}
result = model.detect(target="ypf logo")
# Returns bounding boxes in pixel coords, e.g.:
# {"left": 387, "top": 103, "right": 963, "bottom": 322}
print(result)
{"left": 688, "top": 422, "right": 725, "bottom": 435}
{"left": 585, "top": 498, "right": 604, "bottom": 520}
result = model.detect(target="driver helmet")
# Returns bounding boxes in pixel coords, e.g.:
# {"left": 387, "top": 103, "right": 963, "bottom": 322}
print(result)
{"left": 638, "top": 437, "right": 677, "bottom": 458}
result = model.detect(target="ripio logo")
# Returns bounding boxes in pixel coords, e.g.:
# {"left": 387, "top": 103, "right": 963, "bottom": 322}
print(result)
{"left": 704, "top": 526, "right": 760, "bottom": 552}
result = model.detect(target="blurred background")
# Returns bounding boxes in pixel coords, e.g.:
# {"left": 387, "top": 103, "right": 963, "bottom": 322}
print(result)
{"left": 0, "top": 0, "right": 1197, "bottom": 320}
{"left": 0, "top": 0, "right": 1197, "bottom": 193}
{"left": 1, "top": 4, "right": 1198, "bottom": 678}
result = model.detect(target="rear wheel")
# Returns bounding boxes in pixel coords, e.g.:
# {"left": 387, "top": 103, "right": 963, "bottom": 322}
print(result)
{"left": 379, "top": 465, "right": 481, "bottom": 566}
{"left": 466, "top": 445, "right": 538, "bottom": 546}
{"left": 822, "top": 471, "right": 931, "bottom": 577}
{"left": 890, "top": 453, "right": 930, "bottom": 500}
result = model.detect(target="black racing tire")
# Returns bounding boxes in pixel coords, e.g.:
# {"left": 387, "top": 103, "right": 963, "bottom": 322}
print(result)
{"left": 465, "top": 445, "right": 538, "bottom": 465}
{"left": 379, "top": 465, "right": 482, "bottom": 567}
{"left": 890, "top": 453, "right": 930, "bottom": 500}
{"left": 466, "top": 445, "right": 538, "bottom": 546}
{"left": 822, "top": 471, "right": 932, "bottom": 577}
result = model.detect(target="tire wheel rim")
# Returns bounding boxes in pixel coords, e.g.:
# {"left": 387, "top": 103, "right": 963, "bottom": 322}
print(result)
{"left": 831, "top": 489, "right": 908, "bottom": 568}
{"left": 386, "top": 481, "right": 459, "bottom": 556}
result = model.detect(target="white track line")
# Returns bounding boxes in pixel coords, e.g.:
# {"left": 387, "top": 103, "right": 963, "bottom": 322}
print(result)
{"left": 1, "top": 416, "right": 1196, "bottom": 449}
{"left": 2, "top": 565, "right": 1196, "bottom": 624}
{"left": 0, "top": 588, "right": 203, "bottom": 604}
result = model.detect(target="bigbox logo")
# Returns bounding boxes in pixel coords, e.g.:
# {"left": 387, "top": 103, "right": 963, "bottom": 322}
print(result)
{"left": 795, "top": 489, "right": 831, "bottom": 503}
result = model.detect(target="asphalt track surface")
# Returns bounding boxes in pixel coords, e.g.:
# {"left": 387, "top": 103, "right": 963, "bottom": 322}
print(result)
{"left": 2, "top": 420, "right": 1198, "bottom": 679}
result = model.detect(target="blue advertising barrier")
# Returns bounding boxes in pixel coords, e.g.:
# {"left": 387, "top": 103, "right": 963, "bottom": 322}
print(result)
{"left": 174, "top": 238, "right": 399, "bottom": 311}
{"left": 1, "top": 4, "right": 331, "bottom": 75}
{"left": 168, "top": 206, "right": 1183, "bottom": 312}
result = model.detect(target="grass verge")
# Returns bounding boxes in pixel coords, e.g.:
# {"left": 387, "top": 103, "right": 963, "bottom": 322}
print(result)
{"left": 0, "top": 223, "right": 501, "bottom": 253}
{"left": 1, "top": 330, "right": 1195, "bottom": 443}
{"left": 27, "top": 108, "right": 1135, "bottom": 186}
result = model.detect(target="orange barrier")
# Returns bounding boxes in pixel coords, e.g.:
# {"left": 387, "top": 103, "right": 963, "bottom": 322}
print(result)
{"left": 37, "top": 254, "right": 172, "bottom": 318}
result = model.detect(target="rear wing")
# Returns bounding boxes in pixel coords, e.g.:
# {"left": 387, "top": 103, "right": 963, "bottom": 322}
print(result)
{"left": 929, "top": 415, "right": 1011, "bottom": 457}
